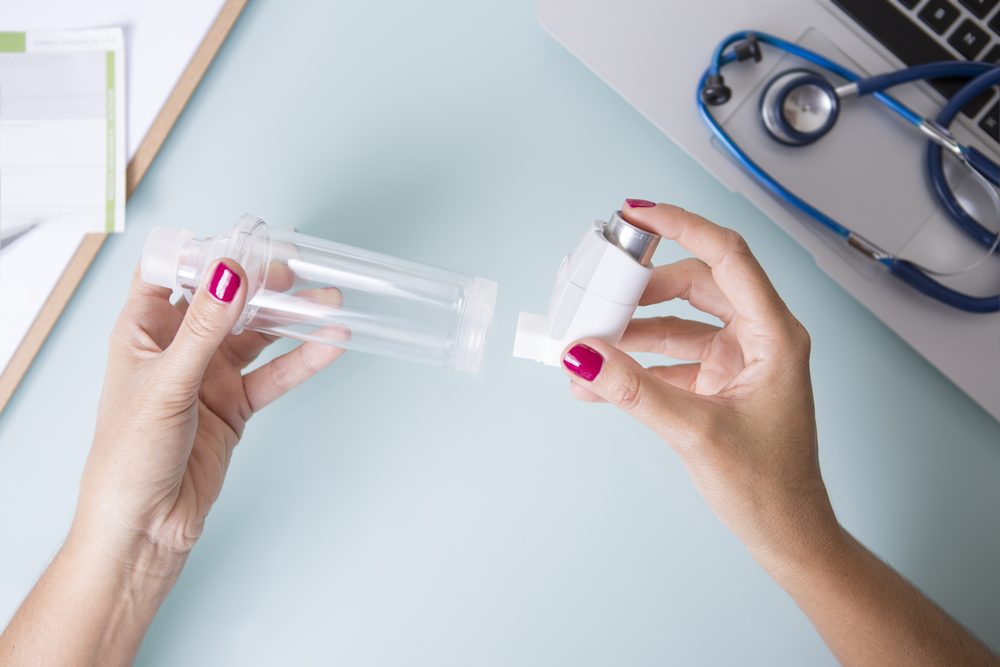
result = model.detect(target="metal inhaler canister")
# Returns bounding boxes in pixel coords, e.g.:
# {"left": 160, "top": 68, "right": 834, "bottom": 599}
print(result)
{"left": 140, "top": 214, "right": 498, "bottom": 373}
{"left": 512, "top": 210, "right": 661, "bottom": 366}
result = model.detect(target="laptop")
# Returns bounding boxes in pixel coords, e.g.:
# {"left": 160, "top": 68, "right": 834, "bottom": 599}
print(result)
{"left": 538, "top": 0, "right": 1000, "bottom": 421}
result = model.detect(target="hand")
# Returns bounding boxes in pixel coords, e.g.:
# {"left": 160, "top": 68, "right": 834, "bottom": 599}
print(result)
{"left": 74, "top": 259, "right": 343, "bottom": 559}
{"left": 562, "top": 202, "right": 839, "bottom": 569}
{"left": 1, "top": 259, "right": 343, "bottom": 665}
{"left": 561, "top": 201, "right": 1000, "bottom": 665}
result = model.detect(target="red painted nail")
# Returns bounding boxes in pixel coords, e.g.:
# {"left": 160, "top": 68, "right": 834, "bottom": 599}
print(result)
{"left": 208, "top": 261, "right": 240, "bottom": 303}
{"left": 563, "top": 344, "right": 604, "bottom": 382}
{"left": 625, "top": 198, "right": 656, "bottom": 208}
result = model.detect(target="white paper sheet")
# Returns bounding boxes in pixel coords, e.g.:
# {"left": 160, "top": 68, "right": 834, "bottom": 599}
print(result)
{"left": 1, "top": 28, "right": 126, "bottom": 233}
{"left": 0, "top": 0, "right": 227, "bottom": 378}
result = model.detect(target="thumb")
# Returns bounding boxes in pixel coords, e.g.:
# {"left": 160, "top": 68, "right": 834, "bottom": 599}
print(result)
{"left": 561, "top": 338, "right": 704, "bottom": 441}
{"left": 164, "top": 259, "right": 248, "bottom": 389}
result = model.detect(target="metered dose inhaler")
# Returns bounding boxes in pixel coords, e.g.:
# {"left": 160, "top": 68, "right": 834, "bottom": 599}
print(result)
{"left": 141, "top": 214, "right": 498, "bottom": 373}
{"left": 513, "top": 211, "right": 660, "bottom": 365}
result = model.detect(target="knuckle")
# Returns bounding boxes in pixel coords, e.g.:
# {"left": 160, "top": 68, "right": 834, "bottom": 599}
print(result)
{"left": 654, "top": 316, "right": 681, "bottom": 354}
{"left": 794, "top": 320, "right": 812, "bottom": 352}
{"left": 183, "top": 306, "right": 219, "bottom": 341}
{"left": 299, "top": 348, "right": 325, "bottom": 376}
{"left": 714, "top": 230, "right": 753, "bottom": 269}
{"left": 141, "top": 364, "right": 195, "bottom": 413}
{"left": 775, "top": 318, "right": 811, "bottom": 355}
{"left": 268, "top": 358, "right": 296, "bottom": 392}
{"left": 723, "top": 229, "right": 750, "bottom": 255}
{"left": 613, "top": 370, "right": 644, "bottom": 412}
{"left": 679, "top": 257, "right": 708, "bottom": 275}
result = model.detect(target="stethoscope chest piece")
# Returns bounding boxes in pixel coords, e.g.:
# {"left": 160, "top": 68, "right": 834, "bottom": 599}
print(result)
{"left": 760, "top": 68, "right": 840, "bottom": 146}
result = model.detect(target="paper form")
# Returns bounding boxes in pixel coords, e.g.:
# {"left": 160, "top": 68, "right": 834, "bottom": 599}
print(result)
{"left": 0, "top": 28, "right": 125, "bottom": 378}
{"left": 0, "top": 28, "right": 126, "bottom": 233}
{"left": 0, "top": 0, "right": 227, "bottom": 382}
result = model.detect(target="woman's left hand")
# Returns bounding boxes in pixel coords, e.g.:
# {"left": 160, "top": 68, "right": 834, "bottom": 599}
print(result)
{"left": 2, "top": 259, "right": 343, "bottom": 666}
{"left": 74, "top": 259, "right": 343, "bottom": 559}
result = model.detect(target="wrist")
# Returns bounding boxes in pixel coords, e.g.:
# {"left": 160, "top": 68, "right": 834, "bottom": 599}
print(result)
{"left": 746, "top": 495, "right": 849, "bottom": 592}
{"left": 64, "top": 521, "right": 188, "bottom": 599}
{"left": 60, "top": 524, "right": 187, "bottom": 660}
{"left": 1, "top": 527, "right": 188, "bottom": 665}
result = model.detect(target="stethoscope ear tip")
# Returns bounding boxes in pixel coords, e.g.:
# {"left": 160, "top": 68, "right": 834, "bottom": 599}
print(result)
{"left": 701, "top": 74, "right": 732, "bottom": 106}
{"left": 733, "top": 33, "right": 763, "bottom": 63}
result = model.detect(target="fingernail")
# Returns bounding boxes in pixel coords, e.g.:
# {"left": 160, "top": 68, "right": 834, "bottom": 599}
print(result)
{"left": 625, "top": 198, "right": 656, "bottom": 208}
{"left": 208, "top": 261, "right": 240, "bottom": 303}
{"left": 563, "top": 344, "right": 604, "bottom": 382}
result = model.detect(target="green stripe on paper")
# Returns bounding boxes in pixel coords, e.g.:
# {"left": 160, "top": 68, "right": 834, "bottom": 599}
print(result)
{"left": 0, "top": 32, "right": 26, "bottom": 52}
{"left": 105, "top": 50, "right": 115, "bottom": 232}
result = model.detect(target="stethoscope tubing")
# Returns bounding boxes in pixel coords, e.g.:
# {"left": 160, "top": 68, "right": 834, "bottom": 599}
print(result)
{"left": 699, "top": 31, "right": 1000, "bottom": 313}
{"left": 710, "top": 32, "right": 922, "bottom": 124}
{"left": 927, "top": 67, "right": 1000, "bottom": 249}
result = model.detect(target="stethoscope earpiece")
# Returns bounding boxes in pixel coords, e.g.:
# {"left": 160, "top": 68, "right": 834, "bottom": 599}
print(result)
{"left": 701, "top": 74, "right": 732, "bottom": 106}
{"left": 700, "top": 34, "right": 762, "bottom": 107}
{"left": 732, "top": 33, "right": 762, "bottom": 63}
{"left": 760, "top": 69, "right": 840, "bottom": 146}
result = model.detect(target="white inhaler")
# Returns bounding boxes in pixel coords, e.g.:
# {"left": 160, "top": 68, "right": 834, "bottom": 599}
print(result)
{"left": 513, "top": 210, "right": 660, "bottom": 365}
{"left": 141, "top": 214, "right": 498, "bottom": 373}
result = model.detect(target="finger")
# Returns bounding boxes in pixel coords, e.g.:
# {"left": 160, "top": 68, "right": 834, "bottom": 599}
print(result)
{"left": 222, "top": 286, "right": 344, "bottom": 368}
{"left": 243, "top": 341, "right": 344, "bottom": 412}
{"left": 619, "top": 316, "right": 721, "bottom": 361}
{"left": 263, "top": 261, "right": 296, "bottom": 292}
{"left": 640, "top": 258, "right": 735, "bottom": 322}
{"left": 648, "top": 363, "right": 700, "bottom": 391}
{"left": 570, "top": 363, "right": 700, "bottom": 398}
{"left": 561, "top": 338, "right": 704, "bottom": 441}
{"left": 219, "top": 330, "right": 279, "bottom": 368}
{"left": 112, "top": 265, "right": 185, "bottom": 354}
{"left": 621, "top": 202, "right": 789, "bottom": 327}
{"left": 569, "top": 382, "right": 606, "bottom": 403}
{"left": 130, "top": 263, "right": 173, "bottom": 302}
{"left": 162, "top": 259, "right": 248, "bottom": 390}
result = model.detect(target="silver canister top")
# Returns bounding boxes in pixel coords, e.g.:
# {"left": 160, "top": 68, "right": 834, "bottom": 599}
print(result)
{"left": 602, "top": 210, "right": 660, "bottom": 266}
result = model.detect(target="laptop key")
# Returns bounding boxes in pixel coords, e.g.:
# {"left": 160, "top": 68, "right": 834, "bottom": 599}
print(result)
{"left": 979, "top": 103, "right": 999, "bottom": 143}
{"left": 948, "top": 20, "right": 990, "bottom": 58}
{"left": 990, "top": 11, "right": 1000, "bottom": 37}
{"left": 832, "top": 0, "right": 993, "bottom": 117}
{"left": 984, "top": 43, "right": 1000, "bottom": 63}
{"left": 958, "top": 0, "right": 999, "bottom": 18}
{"left": 918, "top": 0, "right": 961, "bottom": 34}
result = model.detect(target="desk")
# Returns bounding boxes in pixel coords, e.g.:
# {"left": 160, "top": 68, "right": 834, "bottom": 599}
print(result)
{"left": 1, "top": 1, "right": 998, "bottom": 664}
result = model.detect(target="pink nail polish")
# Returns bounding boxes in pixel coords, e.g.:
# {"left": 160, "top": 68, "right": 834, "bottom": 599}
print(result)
{"left": 208, "top": 261, "right": 240, "bottom": 303}
{"left": 625, "top": 198, "right": 656, "bottom": 208}
{"left": 563, "top": 344, "right": 604, "bottom": 382}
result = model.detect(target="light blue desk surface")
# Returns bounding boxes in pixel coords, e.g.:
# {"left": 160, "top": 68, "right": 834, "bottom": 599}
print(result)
{"left": 2, "top": 1, "right": 998, "bottom": 664}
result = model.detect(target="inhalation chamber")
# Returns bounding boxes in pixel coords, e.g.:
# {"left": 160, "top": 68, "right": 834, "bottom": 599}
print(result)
{"left": 141, "top": 214, "right": 497, "bottom": 373}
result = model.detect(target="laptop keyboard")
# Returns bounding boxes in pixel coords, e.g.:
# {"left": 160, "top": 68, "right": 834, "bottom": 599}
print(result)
{"left": 831, "top": 0, "right": 999, "bottom": 145}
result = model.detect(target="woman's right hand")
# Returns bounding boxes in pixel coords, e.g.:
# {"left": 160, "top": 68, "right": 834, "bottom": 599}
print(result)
{"left": 561, "top": 201, "right": 841, "bottom": 571}
{"left": 562, "top": 201, "right": 1000, "bottom": 666}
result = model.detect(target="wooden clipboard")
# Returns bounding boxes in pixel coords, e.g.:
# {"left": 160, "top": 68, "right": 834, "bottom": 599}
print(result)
{"left": 0, "top": 0, "right": 248, "bottom": 415}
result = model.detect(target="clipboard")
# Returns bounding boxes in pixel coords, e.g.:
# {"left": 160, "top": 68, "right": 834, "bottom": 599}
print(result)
{"left": 0, "top": 0, "right": 248, "bottom": 414}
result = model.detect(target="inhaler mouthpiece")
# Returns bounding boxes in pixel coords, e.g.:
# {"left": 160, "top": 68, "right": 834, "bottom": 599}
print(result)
{"left": 140, "top": 227, "right": 194, "bottom": 290}
{"left": 513, "top": 210, "right": 660, "bottom": 366}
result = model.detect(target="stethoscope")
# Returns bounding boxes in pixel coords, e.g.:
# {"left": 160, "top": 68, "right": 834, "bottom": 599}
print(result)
{"left": 697, "top": 31, "right": 1000, "bottom": 313}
